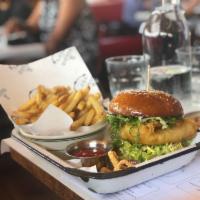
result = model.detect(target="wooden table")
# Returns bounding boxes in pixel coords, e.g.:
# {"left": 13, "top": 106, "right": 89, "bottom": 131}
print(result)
{"left": 9, "top": 148, "right": 82, "bottom": 200}
{"left": 1, "top": 138, "right": 101, "bottom": 200}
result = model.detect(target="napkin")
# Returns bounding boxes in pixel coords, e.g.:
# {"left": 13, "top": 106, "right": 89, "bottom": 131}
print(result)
{"left": 20, "top": 105, "right": 73, "bottom": 136}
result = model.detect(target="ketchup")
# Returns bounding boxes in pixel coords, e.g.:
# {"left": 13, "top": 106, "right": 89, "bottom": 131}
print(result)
{"left": 71, "top": 148, "right": 106, "bottom": 158}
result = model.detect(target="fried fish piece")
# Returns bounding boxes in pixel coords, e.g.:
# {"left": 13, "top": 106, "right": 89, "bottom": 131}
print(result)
{"left": 120, "top": 118, "right": 197, "bottom": 145}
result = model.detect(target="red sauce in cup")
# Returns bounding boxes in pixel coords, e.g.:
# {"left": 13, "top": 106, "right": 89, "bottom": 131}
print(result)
{"left": 71, "top": 148, "right": 106, "bottom": 158}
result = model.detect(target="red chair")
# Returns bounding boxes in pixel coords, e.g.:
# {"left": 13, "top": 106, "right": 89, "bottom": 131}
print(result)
{"left": 90, "top": 0, "right": 142, "bottom": 58}
{"left": 89, "top": 0, "right": 143, "bottom": 91}
{"left": 90, "top": 0, "right": 123, "bottom": 23}
{"left": 99, "top": 35, "right": 142, "bottom": 59}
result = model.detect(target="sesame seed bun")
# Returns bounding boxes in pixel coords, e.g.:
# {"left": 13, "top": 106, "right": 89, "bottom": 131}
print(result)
{"left": 109, "top": 90, "right": 183, "bottom": 117}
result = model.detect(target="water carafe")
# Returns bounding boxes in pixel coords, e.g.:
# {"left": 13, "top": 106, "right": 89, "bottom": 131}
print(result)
{"left": 142, "top": 0, "right": 192, "bottom": 102}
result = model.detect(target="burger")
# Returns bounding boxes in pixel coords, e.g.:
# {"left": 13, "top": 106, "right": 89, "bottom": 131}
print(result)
{"left": 107, "top": 90, "right": 197, "bottom": 163}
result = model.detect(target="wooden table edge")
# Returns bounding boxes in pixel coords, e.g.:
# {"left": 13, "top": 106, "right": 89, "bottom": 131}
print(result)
{"left": 9, "top": 147, "right": 83, "bottom": 200}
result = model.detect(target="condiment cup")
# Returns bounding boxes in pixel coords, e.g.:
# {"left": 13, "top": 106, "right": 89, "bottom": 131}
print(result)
{"left": 65, "top": 139, "right": 112, "bottom": 167}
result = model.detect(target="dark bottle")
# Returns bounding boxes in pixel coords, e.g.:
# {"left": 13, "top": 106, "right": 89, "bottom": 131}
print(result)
{"left": 142, "top": 0, "right": 192, "bottom": 102}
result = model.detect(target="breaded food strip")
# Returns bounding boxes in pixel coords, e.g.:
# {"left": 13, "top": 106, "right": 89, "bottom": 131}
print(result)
{"left": 121, "top": 119, "right": 197, "bottom": 145}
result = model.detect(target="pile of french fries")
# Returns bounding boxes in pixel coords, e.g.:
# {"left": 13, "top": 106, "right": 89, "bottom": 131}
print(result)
{"left": 12, "top": 85, "right": 105, "bottom": 130}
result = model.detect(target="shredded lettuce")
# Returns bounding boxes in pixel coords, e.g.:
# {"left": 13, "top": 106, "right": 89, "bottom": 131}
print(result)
{"left": 106, "top": 114, "right": 141, "bottom": 147}
{"left": 106, "top": 114, "right": 180, "bottom": 147}
{"left": 119, "top": 140, "right": 188, "bottom": 163}
{"left": 107, "top": 114, "right": 179, "bottom": 132}
{"left": 142, "top": 116, "right": 179, "bottom": 129}
{"left": 106, "top": 114, "right": 141, "bottom": 133}
{"left": 106, "top": 114, "right": 187, "bottom": 162}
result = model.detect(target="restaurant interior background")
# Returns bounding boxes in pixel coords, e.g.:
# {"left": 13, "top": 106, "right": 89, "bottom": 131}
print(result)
{"left": 0, "top": 0, "right": 200, "bottom": 199}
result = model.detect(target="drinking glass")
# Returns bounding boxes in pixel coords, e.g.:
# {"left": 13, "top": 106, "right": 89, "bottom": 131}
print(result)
{"left": 106, "top": 55, "right": 148, "bottom": 97}
{"left": 176, "top": 46, "right": 200, "bottom": 106}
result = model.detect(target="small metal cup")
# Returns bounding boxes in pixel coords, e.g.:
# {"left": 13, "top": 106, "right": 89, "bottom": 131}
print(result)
{"left": 65, "top": 139, "right": 112, "bottom": 167}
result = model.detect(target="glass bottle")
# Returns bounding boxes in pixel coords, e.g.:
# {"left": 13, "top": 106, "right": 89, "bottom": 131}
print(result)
{"left": 142, "top": 0, "right": 192, "bottom": 102}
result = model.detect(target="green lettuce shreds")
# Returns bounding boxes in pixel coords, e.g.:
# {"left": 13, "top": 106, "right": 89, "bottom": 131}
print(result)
{"left": 106, "top": 114, "right": 141, "bottom": 133}
{"left": 107, "top": 114, "right": 189, "bottom": 163}
{"left": 119, "top": 141, "right": 184, "bottom": 162}
{"left": 106, "top": 114, "right": 141, "bottom": 147}
{"left": 106, "top": 114, "right": 180, "bottom": 132}
{"left": 106, "top": 114, "right": 180, "bottom": 148}
{"left": 142, "top": 116, "right": 178, "bottom": 129}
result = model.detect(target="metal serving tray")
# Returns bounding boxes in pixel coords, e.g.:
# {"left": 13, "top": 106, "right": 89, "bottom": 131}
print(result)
{"left": 11, "top": 129, "right": 200, "bottom": 194}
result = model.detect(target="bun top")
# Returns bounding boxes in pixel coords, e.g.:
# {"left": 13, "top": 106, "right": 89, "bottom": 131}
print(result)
{"left": 109, "top": 90, "right": 183, "bottom": 117}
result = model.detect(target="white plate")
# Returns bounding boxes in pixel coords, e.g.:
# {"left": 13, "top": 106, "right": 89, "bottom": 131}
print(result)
{"left": 18, "top": 121, "right": 107, "bottom": 140}
{"left": 20, "top": 130, "right": 106, "bottom": 150}
{"left": 17, "top": 122, "right": 108, "bottom": 150}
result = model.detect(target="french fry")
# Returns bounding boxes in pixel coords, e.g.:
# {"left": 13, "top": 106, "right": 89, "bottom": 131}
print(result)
{"left": 93, "top": 92, "right": 101, "bottom": 100}
{"left": 70, "top": 117, "right": 85, "bottom": 131}
{"left": 26, "top": 107, "right": 41, "bottom": 115}
{"left": 88, "top": 95, "right": 104, "bottom": 115}
{"left": 81, "top": 86, "right": 90, "bottom": 96}
{"left": 38, "top": 100, "right": 49, "bottom": 111}
{"left": 100, "top": 167, "right": 112, "bottom": 173}
{"left": 84, "top": 108, "right": 95, "bottom": 126}
{"left": 15, "top": 117, "right": 30, "bottom": 125}
{"left": 46, "top": 94, "right": 58, "bottom": 105}
{"left": 12, "top": 111, "right": 32, "bottom": 120}
{"left": 29, "top": 115, "right": 40, "bottom": 123}
{"left": 115, "top": 160, "right": 134, "bottom": 171}
{"left": 108, "top": 151, "right": 119, "bottom": 169}
{"left": 108, "top": 150, "right": 135, "bottom": 171}
{"left": 17, "top": 98, "right": 36, "bottom": 112}
{"left": 52, "top": 86, "right": 70, "bottom": 95}
{"left": 52, "top": 94, "right": 69, "bottom": 107}
{"left": 77, "top": 100, "right": 86, "bottom": 111}
{"left": 91, "top": 114, "right": 98, "bottom": 124}
{"left": 58, "top": 94, "right": 69, "bottom": 104}
{"left": 37, "top": 85, "right": 50, "bottom": 100}
{"left": 68, "top": 112, "right": 75, "bottom": 119}
{"left": 92, "top": 113, "right": 105, "bottom": 124}
{"left": 35, "top": 86, "right": 48, "bottom": 104}
{"left": 65, "top": 90, "right": 83, "bottom": 113}
{"left": 71, "top": 110, "right": 89, "bottom": 130}
{"left": 59, "top": 91, "right": 75, "bottom": 110}
{"left": 77, "top": 105, "right": 91, "bottom": 118}
{"left": 35, "top": 92, "right": 42, "bottom": 105}
{"left": 51, "top": 97, "right": 61, "bottom": 106}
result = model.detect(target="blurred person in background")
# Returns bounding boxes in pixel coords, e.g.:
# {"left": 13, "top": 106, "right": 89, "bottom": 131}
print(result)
{"left": 0, "top": 0, "right": 33, "bottom": 140}
{"left": 0, "top": 0, "right": 98, "bottom": 140}
{"left": 182, "top": 0, "right": 200, "bottom": 15}
{"left": 121, "top": 0, "right": 160, "bottom": 34}
{"left": 182, "top": 0, "right": 200, "bottom": 44}
{"left": 0, "top": 0, "right": 32, "bottom": 25}
{"left": 3, "top": 0, "right": 98, "bottom": 75}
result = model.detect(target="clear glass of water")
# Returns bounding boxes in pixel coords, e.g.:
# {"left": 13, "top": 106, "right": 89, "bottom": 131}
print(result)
{"left": 149, "top": 45, "right": 192, "bottom": 107}
{"left": 150, "top": 64, "right": 192, "bottom": 102}
{"left": 105, "top": 55, "right": 148, "bottom": 97}
{"left": 176, "top": 46, "right": 200, "bottom": 107}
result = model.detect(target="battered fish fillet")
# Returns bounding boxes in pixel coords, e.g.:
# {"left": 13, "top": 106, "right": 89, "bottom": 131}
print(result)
{"left": 120, "top": 119, "right": 197, "bottom": 145}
